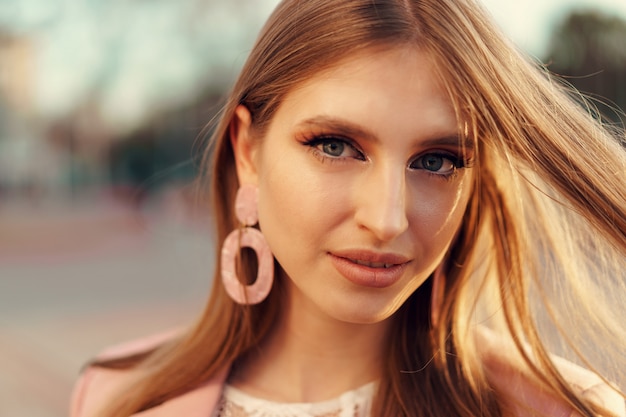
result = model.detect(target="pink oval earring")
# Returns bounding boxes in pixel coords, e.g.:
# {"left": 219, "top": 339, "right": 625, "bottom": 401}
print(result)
{"left": 220, "top": 184, "right": 274, "bottom": 305}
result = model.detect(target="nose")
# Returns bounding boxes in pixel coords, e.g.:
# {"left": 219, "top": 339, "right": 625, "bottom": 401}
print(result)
{"left": 353, "top": 164, "right": 409, "bottom": 242}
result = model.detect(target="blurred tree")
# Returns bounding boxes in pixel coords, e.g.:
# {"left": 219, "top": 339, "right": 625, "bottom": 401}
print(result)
{"left": 544, "top": 10, "right": 626, "bottom": 126}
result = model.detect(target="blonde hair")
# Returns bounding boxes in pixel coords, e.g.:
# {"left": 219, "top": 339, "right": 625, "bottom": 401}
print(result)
{"left": 95, "top": 0, "right": 625, "bottom": 415}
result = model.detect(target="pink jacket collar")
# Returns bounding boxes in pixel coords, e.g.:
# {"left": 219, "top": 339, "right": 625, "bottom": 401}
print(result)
{"left": 71, "top": 363, "right": 230, "bottom": 417}
{"left": 70, "top": 329, "right": 231, "bottom": 417}
{"left": 132, "top": 366, "right": 229, "bottom": 416}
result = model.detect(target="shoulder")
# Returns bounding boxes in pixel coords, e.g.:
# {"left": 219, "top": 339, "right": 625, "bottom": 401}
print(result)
{"left": 69, "top": 329, "right": 181, "bottom": 417}
{"left": 550, "top": 355, "right": 625, "bottom": 417}
{"left": 475, "top": 326, "right": 625, "bottom": 417}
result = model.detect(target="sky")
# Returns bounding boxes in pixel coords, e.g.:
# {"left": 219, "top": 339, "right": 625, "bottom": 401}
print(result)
{"left": 1, "top": 0, "right": 626, "bottom": 132}
{"left": 480, "top": 0, "right": 626, "bottom": 56}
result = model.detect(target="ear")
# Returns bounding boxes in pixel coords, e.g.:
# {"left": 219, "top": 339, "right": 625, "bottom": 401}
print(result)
{"left": 230, "top": 105, "right": 259, "bottom": 186}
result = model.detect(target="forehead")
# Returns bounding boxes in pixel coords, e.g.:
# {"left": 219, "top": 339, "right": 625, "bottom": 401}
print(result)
{"left": 268, "top": 45, "right": 459, "bottom": 142}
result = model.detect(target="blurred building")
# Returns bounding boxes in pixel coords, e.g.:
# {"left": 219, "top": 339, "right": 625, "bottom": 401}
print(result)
{"left": 0, "top": 1, "right": 279, "bottom": 203}
{"left": 0, "top": 32, "right": 66, "bottom": 198}
{"left": 0, "top": 32, "right": 34, "bottom": 113}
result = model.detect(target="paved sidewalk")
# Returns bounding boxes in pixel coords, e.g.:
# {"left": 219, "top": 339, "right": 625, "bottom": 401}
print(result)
{"left": 0, "top": 196, "right": 215, "bottom": 417}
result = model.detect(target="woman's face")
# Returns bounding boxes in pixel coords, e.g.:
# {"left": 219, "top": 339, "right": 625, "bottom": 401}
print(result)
{"left": 233, "top": 46, "right": 474, "bottom": 324}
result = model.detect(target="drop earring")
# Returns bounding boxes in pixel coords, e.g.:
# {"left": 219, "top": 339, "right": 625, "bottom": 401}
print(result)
{"left": 220, "top": 184, "right": 274, "bottom": 305}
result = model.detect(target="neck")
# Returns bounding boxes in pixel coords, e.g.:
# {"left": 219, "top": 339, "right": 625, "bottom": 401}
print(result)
{"left": 230, "top": 281, "right": 392, "bottom": 403}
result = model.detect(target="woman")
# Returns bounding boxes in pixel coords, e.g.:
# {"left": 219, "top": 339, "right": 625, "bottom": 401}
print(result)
{"left": 70, "top": 0, "right": 626, "bottom": 416}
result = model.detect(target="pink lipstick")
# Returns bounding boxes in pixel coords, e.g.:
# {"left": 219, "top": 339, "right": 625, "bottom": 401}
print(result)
{"left": 329, "top": 250, "right": 410, "bottom": 288}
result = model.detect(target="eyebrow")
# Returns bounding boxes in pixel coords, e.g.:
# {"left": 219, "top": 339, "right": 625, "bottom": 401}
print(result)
{"left": 295, "top": 116, "right": 473, "bottom": 149}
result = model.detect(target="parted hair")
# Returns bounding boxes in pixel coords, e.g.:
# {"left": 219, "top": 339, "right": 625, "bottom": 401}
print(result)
{"left": 94, "top": 0, "right": 626, "bottom": 416}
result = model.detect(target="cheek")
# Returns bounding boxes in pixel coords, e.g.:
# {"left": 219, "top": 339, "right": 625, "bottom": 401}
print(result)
{"left": 409, "top": 175, "right": 473, "bottom": 248}
{"left": 255, "top": 152, "right": 351, "bottom": 252}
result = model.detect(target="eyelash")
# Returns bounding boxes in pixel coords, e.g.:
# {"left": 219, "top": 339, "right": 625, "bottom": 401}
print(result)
{"left": 301, "top": 134, "right": 471, "bottom": 180}
{"left": 411, "top": 153, "right": 469, "bottom": 181}
{"left": 302, "top": 135, "right": 366, "bottom": 163}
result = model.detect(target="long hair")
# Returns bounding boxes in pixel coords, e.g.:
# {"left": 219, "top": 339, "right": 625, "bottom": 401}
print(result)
{"left": 94, "top": 0, "right": 626, "bottom": 416}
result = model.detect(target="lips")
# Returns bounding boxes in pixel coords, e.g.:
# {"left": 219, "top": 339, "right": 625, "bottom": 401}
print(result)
{"left": 329, "top": 250, "right": 411, "bottom": 288}
{"left": 352, "top": 260, "right": 394, "bottom": 268}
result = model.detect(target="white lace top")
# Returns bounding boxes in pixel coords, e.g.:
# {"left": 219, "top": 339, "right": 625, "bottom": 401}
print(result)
{"left": 212, "top": 382, "right": 376, "bottom": 417}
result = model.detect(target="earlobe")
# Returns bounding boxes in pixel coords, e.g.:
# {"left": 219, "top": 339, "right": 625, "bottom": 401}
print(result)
{"left": 230, "top": 105, "right": 259, "bottom": 185}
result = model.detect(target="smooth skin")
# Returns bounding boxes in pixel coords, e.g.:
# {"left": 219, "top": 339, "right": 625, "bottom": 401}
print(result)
{"left": 229, "top": 45, "right": 475, "bottom": 403}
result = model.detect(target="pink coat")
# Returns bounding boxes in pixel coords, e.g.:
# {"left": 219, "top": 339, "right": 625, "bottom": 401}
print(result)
{"left": 69, "top": 330, "right": 230, "bottom": 417}
{"left": 69, "top": 330, "right": 626, "bottom": 417}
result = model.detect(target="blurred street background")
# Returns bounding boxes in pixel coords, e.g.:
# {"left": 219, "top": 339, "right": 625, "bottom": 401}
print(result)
{"left": 0, "top": 0, "right": 625, "bottom": 416}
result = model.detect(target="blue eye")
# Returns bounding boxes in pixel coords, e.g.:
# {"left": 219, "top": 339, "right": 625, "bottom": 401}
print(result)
{"left": 304, "top": 136, "right": 365, "bottom": 161}
{"left": 410, "top": 153, "right": 459, "bottom": 175}
{"left": 321, "top": 140, "right": 346, "bottom": 157}
{"left": 420, "top": 155, "right": 445, "bottom": 171}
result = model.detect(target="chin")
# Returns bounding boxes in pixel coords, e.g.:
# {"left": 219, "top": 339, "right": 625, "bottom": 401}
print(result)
{"left": 322, "top": 297, "right": 402, "bottom": 325}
